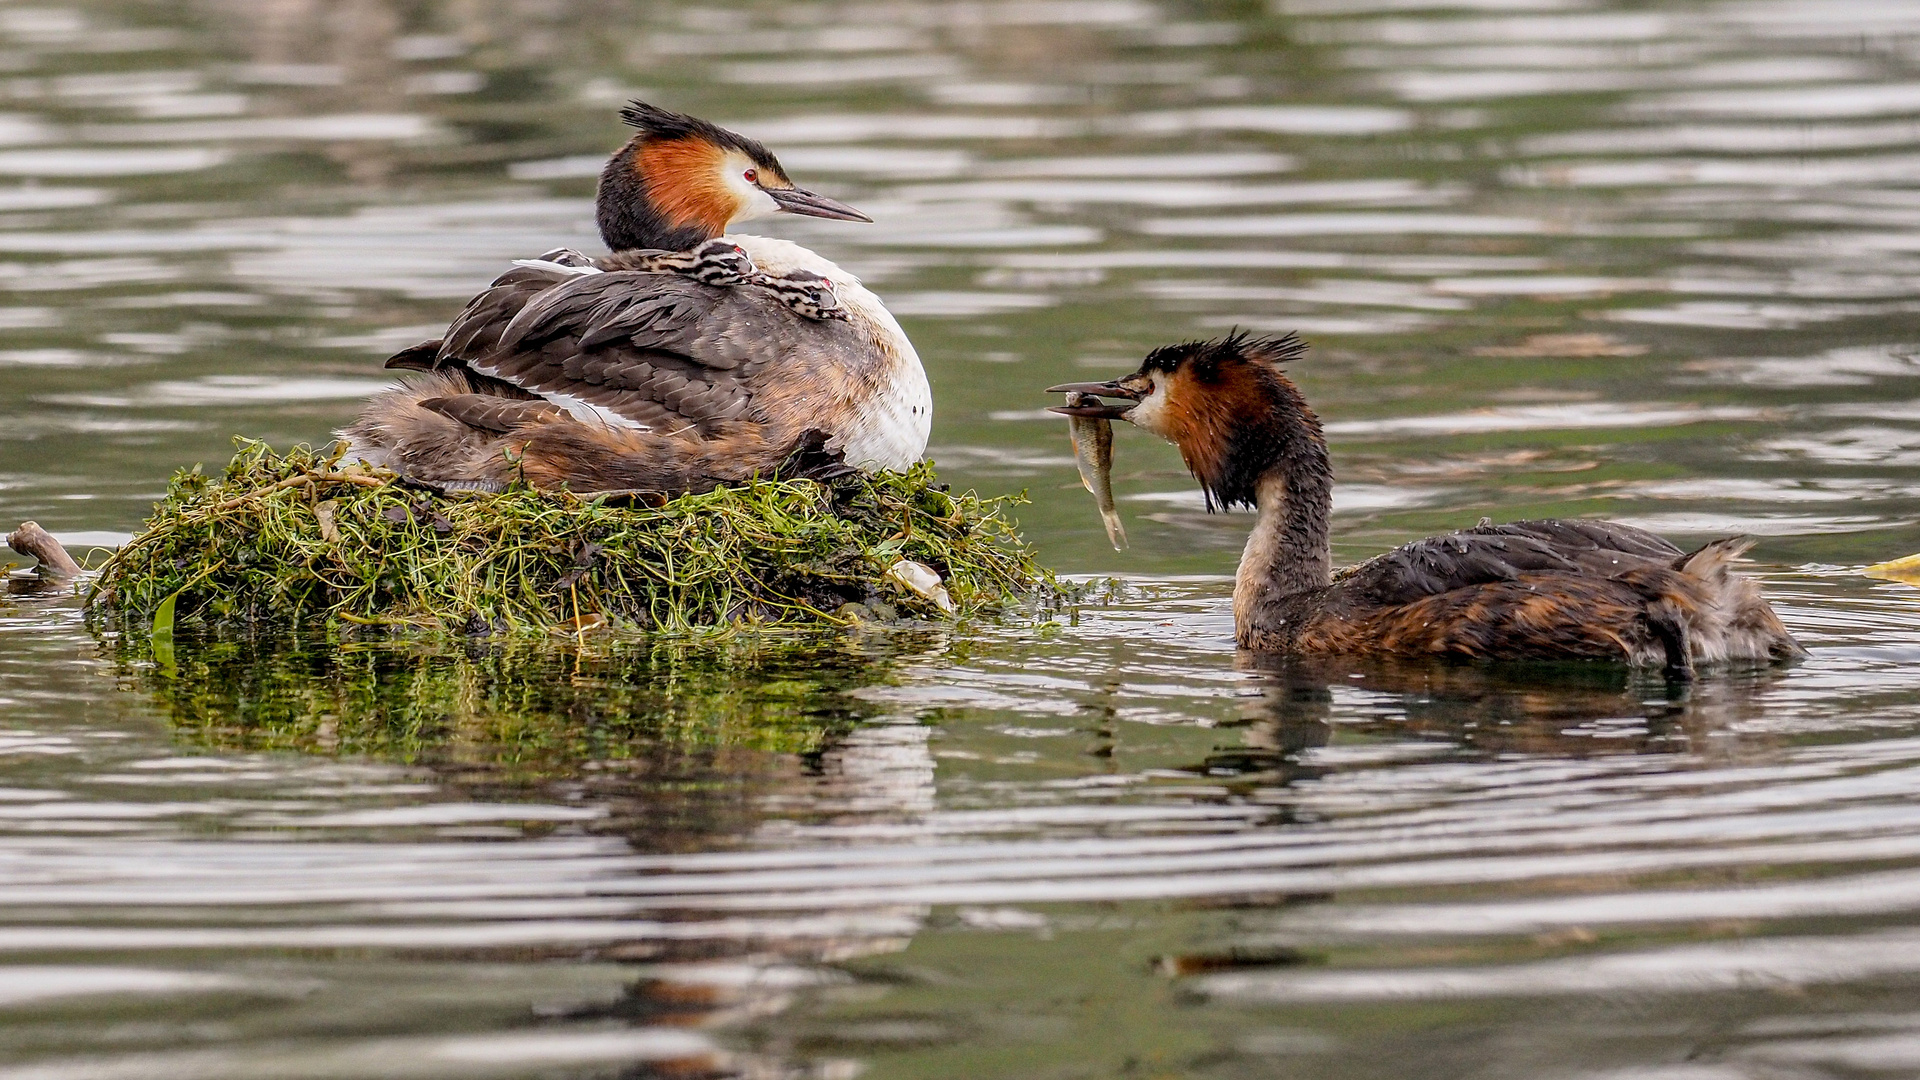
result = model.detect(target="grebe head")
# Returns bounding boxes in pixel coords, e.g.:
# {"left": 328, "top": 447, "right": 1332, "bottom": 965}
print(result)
{"left": 1049, "top": 331, "right": 1314, "bottom": 510}
{"left": 597, "top": 101, "right": 872, "bottom": 252}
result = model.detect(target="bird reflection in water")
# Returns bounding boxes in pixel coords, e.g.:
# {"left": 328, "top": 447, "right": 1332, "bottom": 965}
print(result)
{"left": 1230, "top": 651, "right": 1790, "bottom": 767}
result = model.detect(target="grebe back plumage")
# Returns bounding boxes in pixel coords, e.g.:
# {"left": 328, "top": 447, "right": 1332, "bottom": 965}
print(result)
{"left": 1050, "top": 334, "right": 1804, "bottom": 674}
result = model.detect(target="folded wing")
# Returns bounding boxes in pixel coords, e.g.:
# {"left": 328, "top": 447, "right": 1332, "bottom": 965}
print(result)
{"left": 386, "top": 263, "right": 870, "bottom": 438}
{"left": 1338, "top": 519, "right": 1686, "bottom": 608}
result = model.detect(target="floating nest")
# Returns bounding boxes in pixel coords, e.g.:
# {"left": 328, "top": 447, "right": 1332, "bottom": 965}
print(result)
{"left": 90, "top": 440, "right": 1052, "bottom": 635}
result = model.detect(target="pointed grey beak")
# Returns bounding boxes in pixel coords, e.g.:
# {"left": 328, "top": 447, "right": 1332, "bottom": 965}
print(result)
{"left": 767, "top": 186, "right": 873, "bottom": 223}
{"left": 1045, "top": 380, "right": 1141, "bottom": 419}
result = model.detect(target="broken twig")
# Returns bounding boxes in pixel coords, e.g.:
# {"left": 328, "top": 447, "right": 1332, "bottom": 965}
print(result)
{"left": 7, "top": 521, "right": 82, "bottom": 578}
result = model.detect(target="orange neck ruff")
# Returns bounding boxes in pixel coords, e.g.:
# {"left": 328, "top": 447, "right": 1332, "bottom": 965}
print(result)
{"left": 635, "top": 139, "right": 736, "bottom": 238}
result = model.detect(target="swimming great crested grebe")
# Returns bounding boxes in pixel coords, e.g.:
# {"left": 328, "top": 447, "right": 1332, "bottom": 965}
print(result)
{"left": 1049, "top": 333, "right": 1803, "bottom": 674}
{"left": 341, "top": 102, "right": 930, "bottom": 495}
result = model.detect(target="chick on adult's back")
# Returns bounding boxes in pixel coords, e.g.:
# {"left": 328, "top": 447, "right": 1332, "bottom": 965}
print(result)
{"left": 342, "top": 102, "right": 930, "bottom": 495}
{"left": 1050, "top": 334, "right": 1803, "bottom": 674}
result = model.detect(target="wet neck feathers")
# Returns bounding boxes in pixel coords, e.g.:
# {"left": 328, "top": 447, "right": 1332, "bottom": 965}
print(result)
{"left": 1234, "top": 463, "right": 1332, "bottom": 638}
{"left": 1225, "top": 392, "right": 1333, "bottom": 630}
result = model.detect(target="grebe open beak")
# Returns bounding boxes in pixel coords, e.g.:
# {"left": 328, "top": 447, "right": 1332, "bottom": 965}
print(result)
{"left": 767, "top": 186, "right": 873, "bottom": 223}
{"left": 1045, "top": 380, "right": 1141, "bottom": 419}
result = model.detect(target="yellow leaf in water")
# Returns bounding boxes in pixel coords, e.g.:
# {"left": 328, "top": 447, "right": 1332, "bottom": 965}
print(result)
{"left": 1863, "top": 553, "right": 1920, "bottom": 579}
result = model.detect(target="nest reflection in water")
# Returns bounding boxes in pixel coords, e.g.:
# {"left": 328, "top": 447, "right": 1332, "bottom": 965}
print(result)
{"left": 107, "top": 625, "right": 950, "bottom": 846}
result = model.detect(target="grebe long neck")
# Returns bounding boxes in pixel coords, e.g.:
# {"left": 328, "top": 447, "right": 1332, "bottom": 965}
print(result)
{"left": 1229, "top": 390, "right": 1333, "bottom": 634}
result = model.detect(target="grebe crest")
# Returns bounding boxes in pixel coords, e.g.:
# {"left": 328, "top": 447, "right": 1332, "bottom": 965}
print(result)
{"left": 1090, "top": 331, "right": 1316, "bottom": 512}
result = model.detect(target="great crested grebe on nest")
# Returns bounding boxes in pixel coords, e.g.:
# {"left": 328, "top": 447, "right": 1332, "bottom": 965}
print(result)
{"left": 341, "top": 102, "right": 930, "bottom": 496}
{"left": 80, "top": 105, "right": 1063, "bottom": 633}
{"left": 1050, "top": 333, "right": 1803, "bottom": 675}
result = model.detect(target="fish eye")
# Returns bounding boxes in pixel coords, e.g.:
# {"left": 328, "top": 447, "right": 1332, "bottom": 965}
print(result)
{"left": 743, "top": 168, "right": 757, "bottom": 184}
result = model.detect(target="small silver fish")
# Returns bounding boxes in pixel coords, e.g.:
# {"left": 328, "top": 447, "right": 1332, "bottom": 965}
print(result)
{"left": 1064, "top": 392, "right": 1128, "bottom": 551}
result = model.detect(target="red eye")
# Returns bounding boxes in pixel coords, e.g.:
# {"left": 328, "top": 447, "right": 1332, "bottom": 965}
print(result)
{"left": 743, "top": 169, "right": 757, "bottom": 184}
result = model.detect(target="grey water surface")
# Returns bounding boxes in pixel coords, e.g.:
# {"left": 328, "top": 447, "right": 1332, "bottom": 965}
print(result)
{"left": 6, "top": 0, "right": 1920, "bottom": 1077}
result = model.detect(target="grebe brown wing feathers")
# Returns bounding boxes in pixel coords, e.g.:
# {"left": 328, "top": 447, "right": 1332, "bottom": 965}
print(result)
{"left": 1337, "top": 518, "right": 1684, "bottom": 608}
{"left": 382, "top": 267, "right": 757, "bottom": 434}
{"left": 348, "top": 370, "right": 853, "bottom": 497}
{"left": 486, "top": 273, "right": 752, "bottom": 431}
{"left": 1478, "top": 519, "right": 1683, "bottom": 561}
{"left": 1286, "top": 523, "right": 1795, "bottom": 669}
{"left": 494, "top": 268, "right": 860, "bottom": 366}
{"left": 378, "top": 267, "right": 562, "bottom": 375}
{"left": 424, "top": 264, "right": 576, "bottom": 361}
{"left": 505, "top": 419, "right": 845, "bottom": 495}
{"left": 390, "top": 266, "right": 870, "bottom": 437}
{"left": 416, "top": 394, "right": 566, "bottom": 434}
{"left": 385, "top": 338, "right": 443, "bottom": 373}
{"left": 1293, "top": 572, "right": 1699, "bottom": 668}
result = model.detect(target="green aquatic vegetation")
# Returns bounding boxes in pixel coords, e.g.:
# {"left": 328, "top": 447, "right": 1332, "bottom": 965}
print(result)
{"left": 91, "top": 439, "right": 1052, "bottom": 635}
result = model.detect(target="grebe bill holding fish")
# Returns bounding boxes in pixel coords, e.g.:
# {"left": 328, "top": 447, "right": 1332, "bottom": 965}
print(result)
{"left": 1063, "top": 392, "right": 1127, "bottom": 551}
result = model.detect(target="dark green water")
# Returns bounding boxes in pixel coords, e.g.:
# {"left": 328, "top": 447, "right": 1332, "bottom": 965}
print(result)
{"left": 8, "top": 1, "right": 1920, "bottom": 1076}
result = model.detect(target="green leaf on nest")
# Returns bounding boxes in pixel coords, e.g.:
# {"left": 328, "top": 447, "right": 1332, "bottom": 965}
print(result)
{"left": 150, "top": 590, "right": 177, "bottom": 669}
